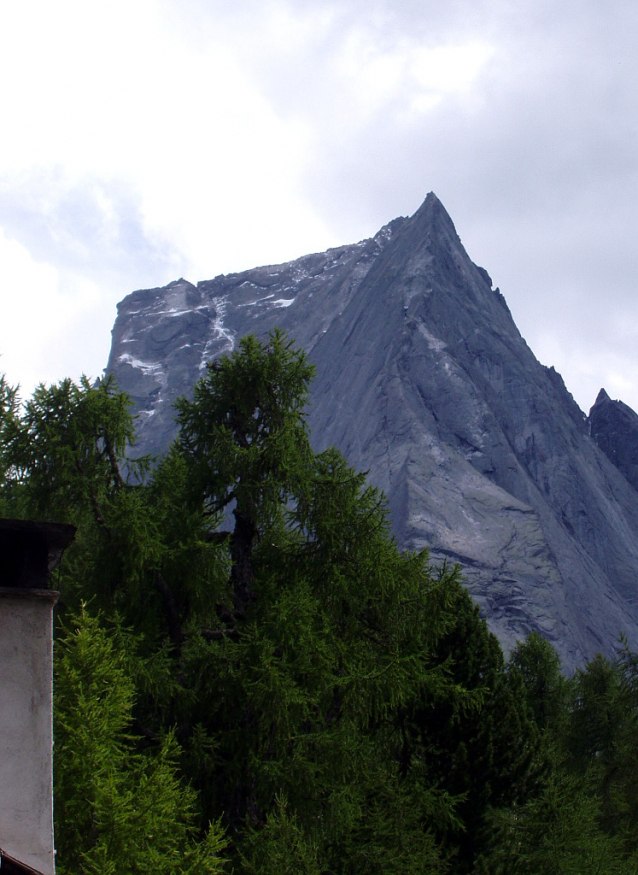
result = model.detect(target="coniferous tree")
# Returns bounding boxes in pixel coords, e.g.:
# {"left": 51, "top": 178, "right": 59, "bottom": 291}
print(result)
{"left": 0, "top": 337, "right": 468, "bottom": 871}
{"left": 54, "top": 608, "right": 227, "bottom": 874}
{"left": 564, "top": 647, "right": 638, "bottom": 860}
{"left": 507, "top": 631, "right": 567, "bottom": 734}
{"left": 402, "top": 589, "right": 543, "bottom": 871}
{"left": 9, "top": 334, "right": 625, "bottom": 872}
{"left": 484, "top": 635, "right": 638, "bottom": 874}
{"left": 174, "top": 333, "right": 465, "bottom": 870}
{"left": 485, "top": 760, "right": 631, "bottom": 875}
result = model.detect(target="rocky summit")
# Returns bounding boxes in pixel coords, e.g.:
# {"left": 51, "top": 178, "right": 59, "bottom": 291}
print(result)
{"left": 588, "top": 388, "right": 638, "bottom": 493}
{"left": 106, "top": 193, "right": 638, "bottom": 672}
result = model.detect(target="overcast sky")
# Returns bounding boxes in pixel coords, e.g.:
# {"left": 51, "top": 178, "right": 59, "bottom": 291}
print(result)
{"left": 1, "top": 0, "right": 637, "bottom": 415}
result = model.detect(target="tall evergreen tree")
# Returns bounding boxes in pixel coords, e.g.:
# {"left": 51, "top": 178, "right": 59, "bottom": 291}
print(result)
{"left": 485, "top": 759, "right": 631, "bottom": 875}
{"left": 401, "top": 589, "right": 543, "bottom": 871}
{"left": 54, "top": 608, "right": 227, "bottom": 874}
{"left": 173, "top": 332, "right": 466, "bottom": 870}
{"left": 564, "top": 647, "right": 638, "bottom": 858}
{"left": 2, "top": 333, "right": 571, "bottom": 871}
{"left": 507, "top": 631, "right": 566, "bottom": 734}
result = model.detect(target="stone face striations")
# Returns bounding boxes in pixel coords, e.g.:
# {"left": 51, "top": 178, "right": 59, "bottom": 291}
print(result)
{"left": 106, "top": 193, "right": 638, "bottom": 672}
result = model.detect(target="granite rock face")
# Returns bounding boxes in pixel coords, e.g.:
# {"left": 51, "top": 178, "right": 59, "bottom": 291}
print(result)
{"left": 588, "top": 388, "right": 638, "bottom": 493}
{"left": 106, "top": 194, "right": 638, "bottom": 672}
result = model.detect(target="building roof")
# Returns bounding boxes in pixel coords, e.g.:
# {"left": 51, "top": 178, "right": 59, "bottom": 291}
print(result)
{"left": 0, "top": 847, "right": 47, "bottom": 875}
{"left": 0, "top": 518, "right": 76, "bottom": 589}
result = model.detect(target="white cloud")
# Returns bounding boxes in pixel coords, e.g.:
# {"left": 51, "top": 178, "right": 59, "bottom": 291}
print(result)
{"left": 410, "top": 42, "right": 495, "bottom": 97}
{"left": 533, "top": 328, "right": 638, "bottom": 416}
{"left": 0, "top": 0, "right": 331, "bottom": 272}
{"left": 0, "top": 230, "right": 102, "bottom": 391}
{"left": 332, "top": 33, "right": 495, "bottom": 119}
{"left": 0, "top": 0, "right": 337, "bottom": 391}
{"left": 0, "top": 0, "right": 637, "bottom": 417}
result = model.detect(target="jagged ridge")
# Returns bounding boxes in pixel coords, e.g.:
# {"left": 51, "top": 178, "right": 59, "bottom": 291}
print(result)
{"left": 106, "top": 193, "right": 638, "bottom": 671}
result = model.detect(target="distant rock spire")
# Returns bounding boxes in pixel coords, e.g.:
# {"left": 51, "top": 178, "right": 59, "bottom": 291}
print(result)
{"left": 592, "top": 387, "right": 611, "bottom": 406}
{"left": 588, "top": 388, "right": 638, "bottom": 492}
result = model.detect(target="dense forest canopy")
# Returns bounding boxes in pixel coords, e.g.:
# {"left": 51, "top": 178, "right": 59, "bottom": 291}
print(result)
{"left": 1, "top": 331, "right": 638, "bottom": 874}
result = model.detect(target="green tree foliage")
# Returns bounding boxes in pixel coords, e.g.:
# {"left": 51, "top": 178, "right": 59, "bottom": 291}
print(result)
{"left": 5, "top": 332, "right": 638, "bottom": 872}
{"left": 0, "top": 374, "right": 21, "bottom": 513}
{"left": 563, "top": 646, "right": 638, "bottom": 859}
{"left": 485, "top": 759, "right": 631, "bottom": 875}
{"left": 614, "top": 644, "right": 638, "bottom": 855}
{"left": 240, "top": 795, "right": 323, "bottom": 875}
{"left": 402, "top": 589, "right": 543, "bottom": 872}
{"left": 0, "top": 373, "right": 224, "bottom": 646}
{"left": 483, "top": 635, "right": 638, "bottom": 874}
{"left": 0, "top": 375, "right": 138, "bottom": 522}
{"left": 0, "top": 335, "right": 463, "bottom": 870}
{"left": 174, "top": 332, "right": 464, "bottom": 870}
{"left": 54, "top": 607, "right": 226, "bottom": 875}
{"left": 508, "top": 631, "right": 567, "bottom": 734}
{"left": 175, "top": 329, "right": 316, "bottom": 617}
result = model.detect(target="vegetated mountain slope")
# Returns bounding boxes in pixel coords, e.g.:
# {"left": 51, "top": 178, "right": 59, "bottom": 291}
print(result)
{"left": 106, "top": 193, "right": 638, "bottom": 671}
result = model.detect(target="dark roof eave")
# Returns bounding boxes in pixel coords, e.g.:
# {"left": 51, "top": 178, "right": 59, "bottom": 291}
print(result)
{"left": 0, "top": 847, "right": 47, "bottom": 875}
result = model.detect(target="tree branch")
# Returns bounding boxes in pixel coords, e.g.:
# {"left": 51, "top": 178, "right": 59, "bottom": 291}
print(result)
{"left": 154, "top": 572, "right": 184, "bottom": 654}
{"left": 103, "top": 432, "right": 125, "bottom": 492}
{"left": 201, "top": 627, "right": 239, "bottom": 641}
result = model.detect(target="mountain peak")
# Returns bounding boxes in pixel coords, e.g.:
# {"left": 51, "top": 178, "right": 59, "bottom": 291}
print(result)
{"left": 588, "top": 388, "right": 638, "bottom": 494}
{"left": 593, "top": 388, "right": 612, "bottom": 407}
{"left": 411, "top": 191, "right": 456, "bottom": 231}
{"left": 105, "top": 196, "right": 638, "bottom": 671}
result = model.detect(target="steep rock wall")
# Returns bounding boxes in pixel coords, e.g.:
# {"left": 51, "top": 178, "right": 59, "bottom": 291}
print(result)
{"left": 106, "top": 194, "right": 638, "bottom": 671}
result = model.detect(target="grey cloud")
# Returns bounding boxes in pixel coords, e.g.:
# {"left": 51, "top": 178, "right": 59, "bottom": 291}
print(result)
{"left": 147, "top": 0, "right": 638, "bottom": 412}
{"left": 246, "top": 0, "right": 638, "bottom": 410}
{"left": 8, "top": 0, "right": 636, "bottom": 411}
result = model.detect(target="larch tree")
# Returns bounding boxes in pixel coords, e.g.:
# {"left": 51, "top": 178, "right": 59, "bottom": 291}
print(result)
{"left": 0, "top": 331, "right": 560, "bottom": 872}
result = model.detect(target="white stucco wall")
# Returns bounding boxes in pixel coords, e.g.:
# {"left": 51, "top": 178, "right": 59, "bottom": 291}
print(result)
{"left": 0, "top": 588, "right": 58, "bottom": 875}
